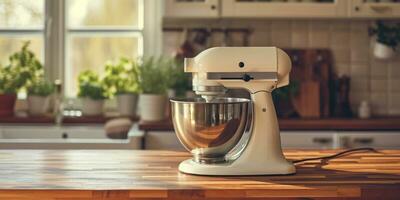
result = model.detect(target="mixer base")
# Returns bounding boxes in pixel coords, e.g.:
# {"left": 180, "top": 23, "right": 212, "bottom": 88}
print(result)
{"left": 179, "top": 158, "right": 296, "bottom": 176}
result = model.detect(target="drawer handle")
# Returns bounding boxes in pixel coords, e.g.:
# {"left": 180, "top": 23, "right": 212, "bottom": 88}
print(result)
{"left": 313, "top": 137, "right": 332, "bottom": 144}
{"left": 370, "top": 5, "right": 391, "bottom": 13}
{"left": 353, "top": 138, "right": 374, "bottom": 144}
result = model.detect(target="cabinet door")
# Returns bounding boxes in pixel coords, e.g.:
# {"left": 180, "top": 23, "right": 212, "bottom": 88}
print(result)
{"left": 145, "top": 131, "right": 186, "bottom": 150}
{"left": 222, "top": 0, "right": 348, "bottom": 18}
{"left": 338, "top": 132, "right": 400, "bottom": 149}
{"left": 351, "top": 0, "right": 400, "bottom": 18}
{"left": 281, "top": 131, "right": 336, "bottom": 149}
{"left": 165, "top": 0, "right": 220, "bottom": 18}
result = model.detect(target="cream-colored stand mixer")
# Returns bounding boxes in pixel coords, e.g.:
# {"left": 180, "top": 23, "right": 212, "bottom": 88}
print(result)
{"left": 170, "top": 47, "right": 296, "bottom": 175}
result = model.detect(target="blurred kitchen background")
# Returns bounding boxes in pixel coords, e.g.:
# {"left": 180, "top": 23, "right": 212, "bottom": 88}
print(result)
{"left": 0, "top": 0, "right": 400, "bottom": 150}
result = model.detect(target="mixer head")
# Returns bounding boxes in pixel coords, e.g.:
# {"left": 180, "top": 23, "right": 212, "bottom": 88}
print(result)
{"left": 184, "top": 47, "right": 292, "bottom": 95}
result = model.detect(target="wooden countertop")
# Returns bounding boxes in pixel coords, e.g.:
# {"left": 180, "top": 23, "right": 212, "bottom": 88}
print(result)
{"left": 0, "top": 150, "right": 400, "bottom": 199}
{"left": 139, "top": 118, "right": 400, "bottom": 131}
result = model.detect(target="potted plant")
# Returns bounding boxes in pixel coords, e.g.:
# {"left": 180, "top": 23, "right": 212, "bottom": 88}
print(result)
{"left": 0, "top": 41, "right": 42, "bottom": 117}
{"left": 138, "top": 57, "right": 171, "bottom": 121}
{"left": 27, "top": 79, "right": 55, "bottom": 116}
{"left": 370, "top": 21, "right": 400, "bottom": 60}
{"left": 104, "top": 58, "right": 140, "bottom": 117}
{"left": 77, "top": 70, "right": 108, "bottom": 116}
{"left": 165, "top": 59, "right": 192, "bottom": 98}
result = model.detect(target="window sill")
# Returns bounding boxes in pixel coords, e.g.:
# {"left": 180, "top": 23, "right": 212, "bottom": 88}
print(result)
{"left": 0, "top": 115, "right": 139, "bottom": 125}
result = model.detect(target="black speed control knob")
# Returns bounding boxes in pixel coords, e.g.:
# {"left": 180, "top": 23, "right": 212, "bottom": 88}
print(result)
{"left": 242, "top": 74, "right": 252, "bottom": 82}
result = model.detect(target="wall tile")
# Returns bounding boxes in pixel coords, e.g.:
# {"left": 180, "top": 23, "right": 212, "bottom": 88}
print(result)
{"left": 390, "top": 80, "right": 400, "bottom": 93}
{"left": 370, "top": 92, "right": 388, "bottom": 116}
{"left": 270, "top": 21, "right": 291, "bottom": 48}
{"left": 389, "top": 61, "right": 400, "bottom": 79}
{"left": 370, "top": 59, "right": 388, "bottom": 79}
{"left": 330, "top": 24, "right": 350, "bottom": 49}
{"left": 291, "top": 21, "right": 309, "bottom": 48}
{"left": 332, "top": 48, "right": 350, "bottom": 63}
{"left": 162, "top": 32, "right": 181, "bottom": 56}
{"left": 350, "top": 92, "right": 369, "bottom": 108}
{"left": 210, "top": 32, "right": 225, "bottom": 47}
{"left": 230, "top": 32, "right": 247, "bottom": 46}
{"left": 370, "top": 79, "right": 388, "bottom": 93}
{"left": 389, "top": 93, "right": 400, "bottom": 115}
{"left": 250, "top": 30, "right": 271, "bottom": 46}
{"left": 335, "top": 62, "right": 350, "bottom": 76}
{"left": 351, "top": 77, "right": 369, "bottom": 93}
{"left": 350, "top": 62, "right": 370, "bottom": 78}
{"left": 309, "top": 31, "right": 329, "bottom": 48}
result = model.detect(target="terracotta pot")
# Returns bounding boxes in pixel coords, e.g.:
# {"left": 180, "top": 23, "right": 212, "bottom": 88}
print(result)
{"left": 27, "top": 95, "right": 50, "bottom": 116}
{"left": 0, "top": 93, "right": 17, "bottom": 117}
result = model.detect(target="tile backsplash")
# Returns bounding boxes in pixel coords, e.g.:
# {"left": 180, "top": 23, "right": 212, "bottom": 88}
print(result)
{"left": 162, "top": 19, "right": 400, "bottom": 116}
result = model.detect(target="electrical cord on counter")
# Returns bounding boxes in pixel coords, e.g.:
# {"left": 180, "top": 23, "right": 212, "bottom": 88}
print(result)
{"left": 292, "top": 147, "right": 377, "bottom": 164}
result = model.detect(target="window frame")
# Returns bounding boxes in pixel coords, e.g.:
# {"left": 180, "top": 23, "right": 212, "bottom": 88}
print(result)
{"left": 0, "top": 0, "right": 46, "bottom": 64}
{"left": 45, "top": 0, "right": 161, "bottom": 97}
{"left": 0, "top": 0, "right": 162, "bottom": 98}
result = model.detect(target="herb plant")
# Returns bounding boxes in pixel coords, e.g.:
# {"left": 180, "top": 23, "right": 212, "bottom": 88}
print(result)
{"left": 27, "top": 79, "right": 55, "bottom": 97}
{"left": 0, "top": 41, "right": 43, "bottom": 94}
{"left": 103, "top": 58, "right": 140, "bottom": 96}
{"left": 370, "top": 21, "right": 400, "bottom": 50}
{"left": 138, "top": 57, "right": 174, "bottom": 95}
{"left": 165, "top": 60, "right": 191, "bottom": 97}
{"left": 77, "top": 70, "right": 107, "bottom": 100}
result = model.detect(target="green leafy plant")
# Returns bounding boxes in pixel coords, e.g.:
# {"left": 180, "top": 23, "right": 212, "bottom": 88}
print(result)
{"left": 138, "top": 57, "right": 175, "bottom": 95}
{"left": 77, "top": 70, "right": 107, "bottom": 100}
{"left": 165, "top": 60, "right": 191, "bottom": 97}
{"left": 0, "top": 41, "right": 43, "bottom": 94}
{"left": 370, "top": 21, "right": 400, "bottom": 50}
{"left": 103, "top": 58, "right": 140, "bottom": 96}
{"left": 272, "top": 80, "right": 300, "bottom": 100}
{"left": 27, "top": 79, "right": 55, "bottom": 97}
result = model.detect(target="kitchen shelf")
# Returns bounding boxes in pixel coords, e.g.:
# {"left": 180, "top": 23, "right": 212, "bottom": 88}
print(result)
{"left": 138, "top": 117, "right": 400, "bottom": 131}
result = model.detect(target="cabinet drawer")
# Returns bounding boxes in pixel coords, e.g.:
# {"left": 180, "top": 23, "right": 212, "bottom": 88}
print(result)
{"left": 281, "top": 131, "right": 336, "bottom": 149}
{"left": 338, "top": 132, "right": 400, "bottom": 149}
{"left": 145, "top": 131, "right": 185, "bottom": 150}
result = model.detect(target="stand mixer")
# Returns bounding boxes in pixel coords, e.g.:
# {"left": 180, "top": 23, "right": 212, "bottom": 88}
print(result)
{"left": 170, "top": 47, "right": 296, "bottom": 175}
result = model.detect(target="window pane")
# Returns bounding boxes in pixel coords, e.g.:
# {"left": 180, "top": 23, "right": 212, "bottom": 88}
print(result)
{"left": 0, "top": 35, "right": 43, "bottom": 64}
{"left": 67, "top": 0, "right": 141, "bottom": 28}
{"left": 0, "top": 0, "right": 44, "bottom": 28}
{"left": 66, "top": 35, "right": 141, "bottom": 97}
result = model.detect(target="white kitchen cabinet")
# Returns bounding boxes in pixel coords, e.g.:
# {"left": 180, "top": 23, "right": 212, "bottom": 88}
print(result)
{"left": 281, "top": 131, "right": 336, "bottom": 149}
{"left": 143, "top": 130, "right": 337, "bottom": 150}
{"left": 337, "top": 131, "right": 400, "bottom": 149}
{"left": 221, "top": 0, "right": 349, "bottom": 18}
{"left": 145, "top": 131, "right": 186, "bottom": 150}
{"left": 165, "top": 0, "right": 220, "bottom": 18}
{"left": 350, "top": 0, "right": 400, "bottom": 18}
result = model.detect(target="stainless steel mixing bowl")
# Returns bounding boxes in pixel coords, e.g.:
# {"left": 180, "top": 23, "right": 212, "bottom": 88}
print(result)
{"left": 170, "top": 97, "right": 250, "bottom": 163}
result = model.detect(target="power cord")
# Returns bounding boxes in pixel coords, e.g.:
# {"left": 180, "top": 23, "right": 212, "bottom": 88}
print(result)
{"left": 292, "top": 147, "right": 377, "bottom": 164}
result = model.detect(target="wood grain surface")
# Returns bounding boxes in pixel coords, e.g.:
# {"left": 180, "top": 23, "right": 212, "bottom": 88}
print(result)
{"left": 139, "top": 118, "right": 400, "bottom": 131}
{"left": 0, "top": 150, "right": 399, "bottom": 200}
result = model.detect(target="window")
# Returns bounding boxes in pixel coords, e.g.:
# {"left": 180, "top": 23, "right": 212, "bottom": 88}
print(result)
{"left": 65, "top": 0, "right": 143, "bottom": 96}
{"left": 0, "top": 0, "right": 45, "bottom": 64}
{"left": 0, "top": 0, "right": 149, "bottom": 97}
